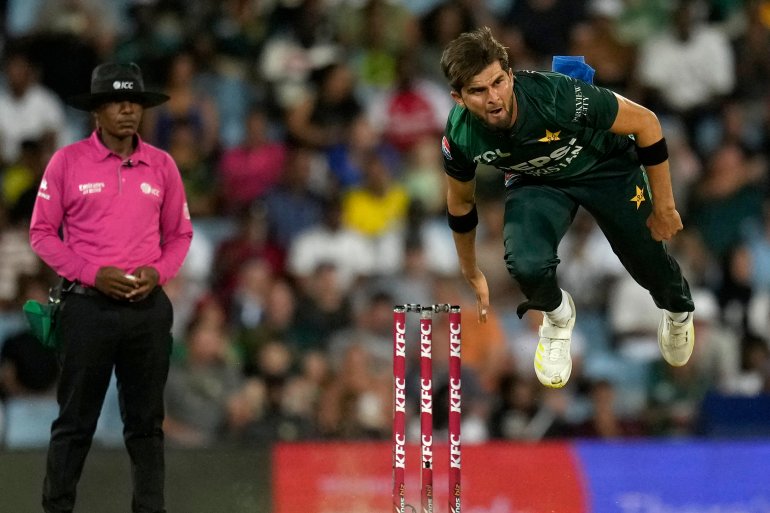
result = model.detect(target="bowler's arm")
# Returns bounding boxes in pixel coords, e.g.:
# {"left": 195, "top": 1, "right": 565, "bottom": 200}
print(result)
{"left": 446, "top": 174, "right": 489, "bottom": 322}
{"left": 609, "top": 93, "right": 682, "bottom": 241}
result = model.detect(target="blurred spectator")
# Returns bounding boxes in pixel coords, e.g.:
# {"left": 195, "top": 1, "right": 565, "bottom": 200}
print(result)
{"left": 259, "top": 0, "right": 341, "bottom": 111}
{"left": 342, "top": 0, "right": 401, "bottom": 100}
{"left": 717, "top": 244, "right": 753, "bottom": 336}
{"left": 607, "top": 272, "right": 661, "bottom": 364}
{"left": 0, "top": 203, "right": 41, "bottom": 307}
{"left": 286, "top": 195, "right": 375, "bottom": 294}
{"left": 574, "top": 379, "right": 647, "bottom": 437}
{"left": 279, "top": 350, "right": 330, "bottom": 433}
{"left": 217, "top": 106, "right": 287, "bottom": 215}
{"left": 285, "top": 61, "right": 362, "bottom": 150}
{"left": 35, "top": 0, "right": 118, "bottom": 59}
{"left": 615, "top": 0, "right": 671, "bottom": 44}
{"left": 262, "top": 144, "right": 326, "bottom": 253}
{"left": 327, "top": 289, "right": 395, "bottom": 372}
{"left": 333, "top": 0, "right": 419, "bottom": 62}
{"left": 569, "top": 0, "right": 636, "bottom": 92}
{"left": 489, "top": 374, "right": 571, "bottom": 440}
{"left": 228, "top": 257, "right": 274, "bottom": 333}
{"left": 686, "top": 141, "right": 765, "bottom": 261}
{"left": 400, "top": 134, "right": 447, "bottom": 218}
{"left": 1, "top": 138, "right": 47, "bottom": 225}
{"left": 417, "top": 1, "right": 477, "bottom": 86}
{"left": 635, "top": 0, "right": 735, "bottom": 156}
{"left": 645, "top": 359, "right": 707, "bottom": 436}
{"left": 728, "top": 334, "right": 770, "bottom": 395}
{"left": 232, "top": 338, "right": 315, "bottom": 443}
{"left": 164, "top": 317, "right": 250, "bottom": 448}
{"left": 111, "top": 1, "right": 186, "bottom": 80}
{"left": 325, "top": 114, "right": 401, "bottom": 190}
{"left": 502, "top": 0, "right": 587, "bottom": 69}
{"left": 733, "top": 0, "right": 770, "bottom": 103}
{"left": 166, "top": 119, "right": 218, "bottom": 217}
{"left": 341, "top": 151, "right": 410, "bottom": 274}
{"left": 366, "top": 51, "right": 453, "bottom": 155}
{"left": 0, "top": 42, "right": 65, "bottom": 167}
{"left": 210, "top": 202, "right": 284, "bottom": 306}
{"left": 687, "top": 288, "right": 741, "bottom": 394}
{"left": 292, "top": 263, "right": 353, "bottom": 353}
{"left": 317, "top": 342, "right": 391, "bottom": 439}
{"left": 373, "top": 231, "right": 436, "bottom": 307}
{"left": 237, "top": 279, "right": 302, "bottom": 375}
{"left": 142, "top": 49, "right": 220, "bottom": 161}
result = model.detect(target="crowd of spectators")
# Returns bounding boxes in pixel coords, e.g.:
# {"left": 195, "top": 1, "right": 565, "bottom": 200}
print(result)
{"left": 1, "top": 0, "right": 770, "bottom": 449}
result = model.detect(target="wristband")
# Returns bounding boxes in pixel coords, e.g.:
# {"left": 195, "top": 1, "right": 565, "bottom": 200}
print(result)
{"left": 636, "top": 137, "right": 668, "bottom": 167}
{"left": 447, "top": 204, "right": 478, "bottom": 233}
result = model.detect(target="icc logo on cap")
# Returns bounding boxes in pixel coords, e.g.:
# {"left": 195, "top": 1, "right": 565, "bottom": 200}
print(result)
{"left": 112, "top": 81, "right": 134, "bottom": 90}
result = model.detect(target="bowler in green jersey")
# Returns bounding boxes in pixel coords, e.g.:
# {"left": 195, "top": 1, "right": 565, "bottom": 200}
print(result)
{"left": 440, "top": 27, "right": 694, "bottom": 388}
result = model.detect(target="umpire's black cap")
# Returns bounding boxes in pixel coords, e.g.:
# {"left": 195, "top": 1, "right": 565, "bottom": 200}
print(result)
{"left": 67, "top": 62, "right": 169, "bottom": 111}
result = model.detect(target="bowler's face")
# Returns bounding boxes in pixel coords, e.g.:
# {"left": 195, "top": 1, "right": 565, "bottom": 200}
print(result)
{"left": 451, "top": 61, "right": 515, "bottom": 131}
{"left": 95, "top": 100, "right": 143, "bottom": 139}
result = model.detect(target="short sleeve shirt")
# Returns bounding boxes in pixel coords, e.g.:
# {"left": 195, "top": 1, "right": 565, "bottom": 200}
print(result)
{"left": 442, "top": 71, "right": 637, "bottom": 186}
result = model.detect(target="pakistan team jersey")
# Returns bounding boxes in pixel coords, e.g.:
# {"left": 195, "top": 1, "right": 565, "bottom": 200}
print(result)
{"left": 442, "top": 71, "right": 638, "bottom": 186}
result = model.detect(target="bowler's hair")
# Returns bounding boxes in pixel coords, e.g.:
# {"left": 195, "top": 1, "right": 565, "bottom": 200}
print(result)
{"left": 440, "top": 26, "right": 509, "bottom": 92}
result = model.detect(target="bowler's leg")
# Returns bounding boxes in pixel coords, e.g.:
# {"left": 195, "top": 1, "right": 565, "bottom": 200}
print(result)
{"left": 502, "top": 184, "right": 578, "bottom": 317}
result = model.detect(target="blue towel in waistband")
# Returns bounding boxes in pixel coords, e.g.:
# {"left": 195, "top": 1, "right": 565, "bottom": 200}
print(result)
{"left": 552, "top": 55, "right": 595, "bottom": 84}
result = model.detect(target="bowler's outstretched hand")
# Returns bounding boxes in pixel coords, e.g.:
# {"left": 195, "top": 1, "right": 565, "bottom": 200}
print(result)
{"left": 463, "top": 267, "right": 489, "bottom": 323}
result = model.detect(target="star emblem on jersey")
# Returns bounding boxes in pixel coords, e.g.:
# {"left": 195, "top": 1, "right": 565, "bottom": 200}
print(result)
{"left": 538, "top": 129, "right": 561, "bottom": 143}
{"left": 630, "top": 185, "right": 645, "bottom": 209}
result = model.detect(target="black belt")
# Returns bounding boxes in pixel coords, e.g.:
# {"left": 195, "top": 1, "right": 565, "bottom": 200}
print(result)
{"left": 68, "top": 283, "right": 101, "bottom": 297}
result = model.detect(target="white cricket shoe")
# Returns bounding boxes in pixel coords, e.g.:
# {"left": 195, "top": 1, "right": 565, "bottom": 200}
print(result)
{"left": 534, "top": 291, "right": 576, "bottom": 389}
{"left": 658, "top": 311, "right": 695, "bottom": 367}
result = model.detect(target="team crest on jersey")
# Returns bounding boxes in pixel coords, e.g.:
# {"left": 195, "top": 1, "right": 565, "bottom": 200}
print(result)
{"left": 442, "top": 136, "right": 453, "bottom": 160}
{"left": 538, "top": 129, "right": 561, "bottom": 143}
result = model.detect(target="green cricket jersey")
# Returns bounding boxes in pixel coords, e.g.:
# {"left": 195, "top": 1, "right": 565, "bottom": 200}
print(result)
{"left": 442, "top": 70, "right": 638, "bottom": 187}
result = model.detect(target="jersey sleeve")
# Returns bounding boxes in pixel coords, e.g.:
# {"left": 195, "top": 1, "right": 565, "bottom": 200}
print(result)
{"left": 554, "top": 75, "right": 619, "bottom": 131}
{"left": 441, "top": 134, "right": 476, "bottom": 182}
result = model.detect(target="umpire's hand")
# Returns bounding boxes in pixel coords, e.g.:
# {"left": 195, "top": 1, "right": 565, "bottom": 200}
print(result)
{"left": 127, "top": 266, "right": 160, "bottom": 302}
{"left": 95, "top": 266, "right": 142, "bottom": 300}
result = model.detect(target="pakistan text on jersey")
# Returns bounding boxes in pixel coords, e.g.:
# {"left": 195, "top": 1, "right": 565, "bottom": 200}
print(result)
{"left": 477, "top": 138, "right": 585, "bottom": 183}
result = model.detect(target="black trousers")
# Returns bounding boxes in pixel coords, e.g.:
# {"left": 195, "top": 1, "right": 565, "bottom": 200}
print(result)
{"left": 503, "top": 167, "right": 694, "bottom": 318}
{"left": 42, "top": 287, "right": 173, "bottom": 513}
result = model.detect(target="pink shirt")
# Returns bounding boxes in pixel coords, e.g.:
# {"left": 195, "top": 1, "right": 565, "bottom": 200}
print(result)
{"left": 30, "top": 131, "right": 193, "bottom": 286}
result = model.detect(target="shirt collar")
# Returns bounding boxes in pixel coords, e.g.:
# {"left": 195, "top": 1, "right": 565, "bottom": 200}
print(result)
{"left": 88, "top": 130, "right": 150, "bottom": 165}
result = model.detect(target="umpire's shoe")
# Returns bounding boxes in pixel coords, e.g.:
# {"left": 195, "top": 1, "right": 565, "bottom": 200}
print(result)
{"left": 534, "top": 291, "right": 576, "bottom": 388}
{"left": 658, "top": 311, "right": 695, "bottom": 366}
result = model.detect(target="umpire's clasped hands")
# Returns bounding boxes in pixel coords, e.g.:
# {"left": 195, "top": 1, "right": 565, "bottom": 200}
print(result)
{"left": 95, "top": 265, "right": 159, "bottom": 301}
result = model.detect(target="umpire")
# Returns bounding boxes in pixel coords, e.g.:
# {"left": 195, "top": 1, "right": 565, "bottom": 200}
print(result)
{"left": 29, "top": 62, "right": 193, "bottom": 513}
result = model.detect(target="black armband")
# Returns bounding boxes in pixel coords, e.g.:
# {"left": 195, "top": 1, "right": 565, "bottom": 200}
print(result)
{"left": 447, "top": 204, "right": 478, "bottom": 233}
{"left": 636, "top": 137, "right": 668, "bottom": 167}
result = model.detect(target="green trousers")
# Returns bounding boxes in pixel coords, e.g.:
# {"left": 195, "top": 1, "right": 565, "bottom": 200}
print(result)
{"left": 503, "top": 167, "right": 693, "bottom": 318}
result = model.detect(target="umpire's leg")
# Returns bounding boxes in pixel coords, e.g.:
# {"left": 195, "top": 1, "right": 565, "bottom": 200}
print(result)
{"left": 569, "top": 168, "right": 694, "bottom": 313}
{"left": 43, "top": 294, "right": 117, "bottom": 513}
{"left": 502, "top": 183, "right": 579, "bottom": 317}
{"left": 115, "top": 288, "right": 173, "bottom": 513}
